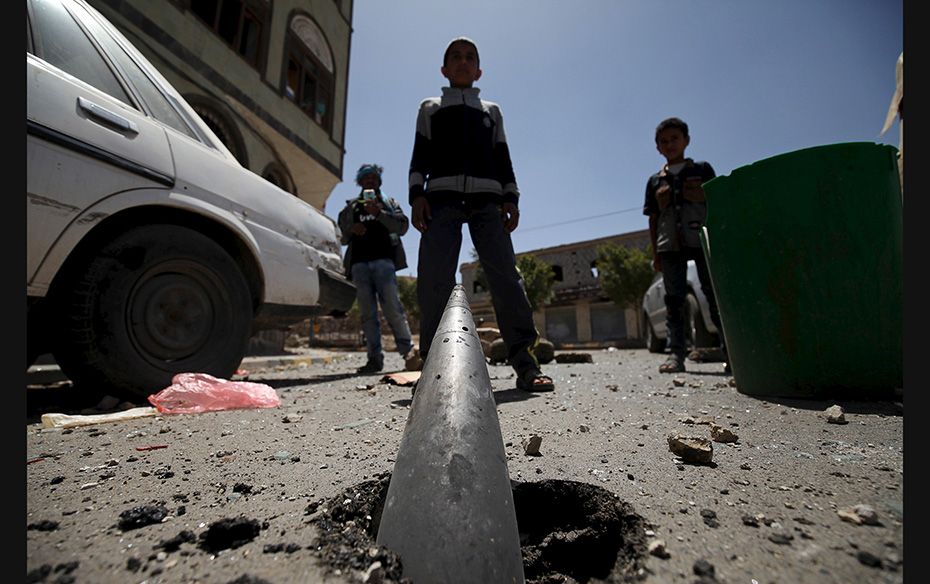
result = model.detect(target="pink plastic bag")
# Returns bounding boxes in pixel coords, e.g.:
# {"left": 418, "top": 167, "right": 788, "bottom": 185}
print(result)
{"left": 148, "top": 373, "right": 281, "bottom": 414}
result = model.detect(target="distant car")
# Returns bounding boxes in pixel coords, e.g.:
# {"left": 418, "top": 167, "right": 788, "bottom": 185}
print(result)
{"left": 641, "top": 260, "right": 720, "bottom": 353}
{"left": 26, "top": 0, "right": 355, "bottom": 398}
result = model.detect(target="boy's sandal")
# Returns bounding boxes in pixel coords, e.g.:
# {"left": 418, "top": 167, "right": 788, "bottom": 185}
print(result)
{"left": 516, "top": 369, "right": 555, "bottom": 392}
{"left": 659, "top": 357, "right": 685, "bottom": 374}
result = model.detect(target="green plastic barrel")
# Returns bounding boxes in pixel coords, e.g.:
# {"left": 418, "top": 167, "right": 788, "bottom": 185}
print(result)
{"left": 700, "top": 142, "right": 902, "bottom": 399}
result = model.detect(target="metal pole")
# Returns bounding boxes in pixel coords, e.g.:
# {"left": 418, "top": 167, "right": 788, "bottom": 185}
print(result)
{"left": 376, "top": 285, "right": 525, "bottom": 584}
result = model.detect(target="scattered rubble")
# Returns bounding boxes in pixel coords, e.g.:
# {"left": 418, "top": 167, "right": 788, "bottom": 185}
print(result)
{"left": 554, "top": 352, "right": 593, "bottom": 364}
{"left": 380, "top": 372, "right": 420, "bottom": 387}
{"left": 768, "top": 532, "right": 794, "bottom": 545}
{"left": 856, "top": 550, "right": 883, "bottom": 568}
{"left": 667, "top": 435, "right": 713, "bottom": 464}
{"left": 41, "top": 407, "right": 159, "bottom": 429}
{"left": 198, "top": 517, "right": 262, "bottom": 552}
{"left": 838, "top": 504, "right": 880, "bottom": 526}
{"left": 700, "top": 509, "right": 719, "bottom": 528}
{"left": 680, "top": 415, "right": 714, "bottom": 425}
{"left": 710, "top": 424, "right": 739, "bottom": 443}
{"left": 693, "top": 558, "right": 716, "bottom": 577}
{"left": 226, "top": 575, "right": 274, "bottom": 584}
{"left": 263, "top": 543, "right": 302, "bottom": 554}
{"left": 523, "top": 435, "right": 543, "bottom": 456}
{"left": 117, "top": 504, "right": 169, "bottom": 531}
{"left": 648, "top": 539, "right": 671, "bottom": 559}
{"left": 157, "top": 530, "right": 197, "bottom": 552}
{"left": 825, "top": 405, "right": 848, "bottom": 424}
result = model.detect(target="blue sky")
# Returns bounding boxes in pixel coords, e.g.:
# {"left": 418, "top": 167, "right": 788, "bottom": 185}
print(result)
{"left": 327, "top": 0, "right": 902, "bottom": 278}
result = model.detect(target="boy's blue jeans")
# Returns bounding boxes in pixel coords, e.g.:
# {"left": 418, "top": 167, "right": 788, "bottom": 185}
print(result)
{"left": 416, "top": 199, "right": 540, "bottom": 376}
{"left": 351, "top": 259, "right": 415, "bottom": 365}
{"left": 659, "top": 248, "right": 727, "bottom": 359}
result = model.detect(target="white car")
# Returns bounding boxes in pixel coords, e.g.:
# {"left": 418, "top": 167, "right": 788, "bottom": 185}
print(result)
{"left": 641, "top": 260, "right": 720, "bottom": 353}
{"left": 26, "top": 0, "right": 355, "bottom": 397}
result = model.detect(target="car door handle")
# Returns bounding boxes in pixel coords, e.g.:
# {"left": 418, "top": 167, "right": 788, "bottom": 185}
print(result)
{"left": 77, "top": 96, "right": 139, "bottom": 135}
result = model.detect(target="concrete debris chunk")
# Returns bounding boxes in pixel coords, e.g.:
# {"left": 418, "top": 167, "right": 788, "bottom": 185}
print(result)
{"left": 361, "top": 560, "right": 384, "bottom": 583}
{"left": 42, "top": 407, "right": 159, "bottom": 429}
{"left": 710, "top": 424, "right": 739, "bottom": 443}
{"left": 667, "top": 435, "right": 713, "bottom": 464}
{"left": 838, "top": 504, "right": 880, "bottom": 525}
{"left": 380, "top": 372, "right": 420, "bottom": 387}
{"left": 768, "top": 532, "right": 794, "bottom": 545}
{"left": 475, "top": 327, "right": 501, "bottom": 342}
{"left": 554, "top": 352, "right": 593, "bottom": 363}
{"left": 824, "top": 405, "right": 848, "bottom": 424}
{"left": 681, "top": 415, "right": 715, "bottom": 425}
{"left": 851, "top": 504, "right": 880, "bottom": 525}
{"left": 693, "top": 558, "right": 715, "bottom": 577}
{"left": 700, "top": 509, "right": 719, "bottom": 528}
{"left": 648, "top": 539, "right": 671, "bottom": 559}
{"left": 489, "top": 339, "right": 509, "bottom": 364}
{"left": 856, "top": 550, "right": 883, "bottom": 568}
{"left": 522, "top": 435, "right": 543, "bottom": 456}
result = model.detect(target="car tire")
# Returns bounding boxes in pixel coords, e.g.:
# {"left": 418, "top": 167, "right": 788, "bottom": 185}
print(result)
{"left": 644, "top": 313, "right": 665, "bottom": 353}
{"left": 52, "top": 224, "right": 253, "bottom": 399}
{"left": 686, "top": 293, "right": 715, "bottom": 348}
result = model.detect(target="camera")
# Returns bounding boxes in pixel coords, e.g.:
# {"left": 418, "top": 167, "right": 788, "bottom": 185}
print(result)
{"left": 362, "top": 189, "right": 376, "bottom": 201}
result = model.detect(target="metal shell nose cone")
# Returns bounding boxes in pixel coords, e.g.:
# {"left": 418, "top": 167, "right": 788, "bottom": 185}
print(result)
{"left": 376, "top": 285, "right": 525, "bottom": 584}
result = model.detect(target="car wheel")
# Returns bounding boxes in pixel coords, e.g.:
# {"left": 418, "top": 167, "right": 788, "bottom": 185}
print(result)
{"left": 644, "top": 313, "right": 665, "bottom": 353}
{"left": 53, "top": 224, "right": 253, "bottom": 399}
{"left": 686, "top": 293, "right": 715, "bottom": 348}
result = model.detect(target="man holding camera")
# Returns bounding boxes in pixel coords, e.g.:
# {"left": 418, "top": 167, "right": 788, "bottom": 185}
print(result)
{"left": 337, "top": 164, "right": 421, "bottom": 374}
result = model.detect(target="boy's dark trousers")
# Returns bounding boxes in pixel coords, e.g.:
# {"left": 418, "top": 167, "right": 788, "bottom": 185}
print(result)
{"left": 416, "top": 198, "right": 540, "bottom": 375}
{"left": 659, "top": 248, "right": 726, "bottom": 359}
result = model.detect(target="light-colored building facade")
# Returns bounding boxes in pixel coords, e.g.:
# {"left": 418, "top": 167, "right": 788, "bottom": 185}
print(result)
{"left": 460, "top": 230, "right": 652, "bottom": 348}
{"left": 88, "top": 0, "right": 354, "bottom": 211}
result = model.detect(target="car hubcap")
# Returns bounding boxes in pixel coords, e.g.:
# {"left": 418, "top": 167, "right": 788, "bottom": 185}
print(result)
{"left": 129, "top": 265, "right": 217, "bottom": 361}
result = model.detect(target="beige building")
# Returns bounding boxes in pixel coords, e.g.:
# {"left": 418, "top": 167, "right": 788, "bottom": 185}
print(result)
{"left": 88, "top": 0, "right": 354, "bottom": 211}
{"left": 460, "top": 229, "right": 652, "bottom": 348}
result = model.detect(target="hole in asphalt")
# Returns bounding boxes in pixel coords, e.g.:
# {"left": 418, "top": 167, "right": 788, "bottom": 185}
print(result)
{"left": 307, "top": 473, "right": 648, "bottom": 583}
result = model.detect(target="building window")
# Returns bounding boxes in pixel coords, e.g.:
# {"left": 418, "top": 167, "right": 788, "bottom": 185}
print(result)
{"left": 284, "top": 15, "right": 334, "bottom": 132}
{"left": 551, "top": 265, "right": 564, "bottom": 282}
{"left": 189, "top": 0, "right": 267, "bottom": 70}
{"left": 184, "top": 94, "right": 249, "bottom": 166}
